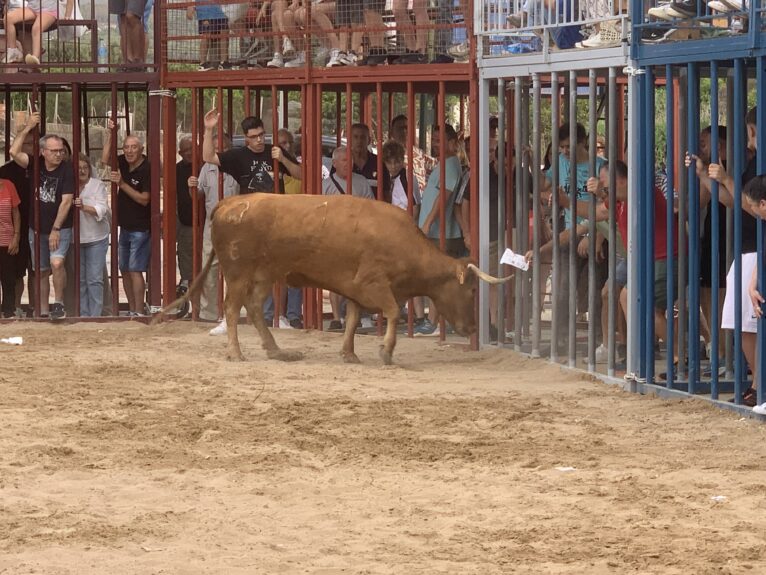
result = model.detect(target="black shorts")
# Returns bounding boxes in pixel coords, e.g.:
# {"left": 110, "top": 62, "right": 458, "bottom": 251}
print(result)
{"left": 198, "top": 18, "right": 228, "bottom": 34}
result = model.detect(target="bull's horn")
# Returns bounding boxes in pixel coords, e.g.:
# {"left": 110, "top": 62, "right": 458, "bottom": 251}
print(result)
{"left": 466, "top": 263, "right": 514, "bottom": 284}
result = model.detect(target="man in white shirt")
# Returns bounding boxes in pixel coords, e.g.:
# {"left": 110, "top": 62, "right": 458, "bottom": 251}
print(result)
{"left": 322, "top": 146, "right": 375, "bottom": 199}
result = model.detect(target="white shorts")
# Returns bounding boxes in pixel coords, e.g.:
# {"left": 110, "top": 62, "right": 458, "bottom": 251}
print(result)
{"left": 722, "top": 252, "right": 759, "bottom": 333}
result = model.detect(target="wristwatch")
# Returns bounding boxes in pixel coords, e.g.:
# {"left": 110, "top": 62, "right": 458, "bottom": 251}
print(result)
{"left": 52, "top": 226, "right": 61, "bottom": 232}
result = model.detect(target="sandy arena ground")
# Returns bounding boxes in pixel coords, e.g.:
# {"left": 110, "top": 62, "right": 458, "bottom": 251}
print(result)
{"left": 2, "top": 321, "right": 766, "bottom": 574}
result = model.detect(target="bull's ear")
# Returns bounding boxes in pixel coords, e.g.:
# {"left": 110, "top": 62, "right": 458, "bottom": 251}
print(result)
{"left": 456, "top": 265, "right": 466, "bottom": 285}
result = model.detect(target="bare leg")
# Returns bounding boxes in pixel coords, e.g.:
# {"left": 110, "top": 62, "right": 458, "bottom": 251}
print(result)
{"left": 39, "top": 270, "right": 51, "bottom": 315}
{"left": 126, "top": 271, "right": 145, "bottom": 313}
{"left": 364, "top": 10, "right": 385, "bottom": 49}
{"left": 30, "top": 12, "right": 56, "bottom": 59}
{"left": 341, "top": 299, "right": 361, "bottom": 363}
{"left": 50, "top": 256, "right": 66, "bottom": 303}
{"left": 123, "top": 271, "right": 134, "bottom": 312}
{"left": 742, "top": 332, "right": 757, "bottom": 392}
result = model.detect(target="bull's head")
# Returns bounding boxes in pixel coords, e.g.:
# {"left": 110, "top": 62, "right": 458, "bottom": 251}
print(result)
{"left": 432, "top": 259, "right": 514, "bottom": 337}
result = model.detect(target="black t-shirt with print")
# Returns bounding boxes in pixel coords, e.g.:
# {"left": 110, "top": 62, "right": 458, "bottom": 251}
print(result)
{"left": 117, "top": 154, "right": 151, "bottom": 231}
{"left": 218, "top": 144, "right": 293, "bottom": 194}
{"left": 34, "top": 158, "right": 74, "bottom": 234}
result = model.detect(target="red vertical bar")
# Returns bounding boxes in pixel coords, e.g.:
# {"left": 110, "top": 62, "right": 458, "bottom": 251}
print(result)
{"left": 31, "top": 88, "right": 41, "bottom": 317}
{"left": 71, "top": 82, "right": 82, "bottom": 317}
{"left": 437, "top": 81, "right": 446, "bottom": 343}
{"left": 468, "top": 65, "right": 479, "bottom": 352}
{"left": 282, "top": 90, "right": 289, "bottom": 130}
{"left": 148, "top": 88, "right": 163, "bottom": 307}
{"left": 227, "top": 88, "right": 234, "bottom": 138}
{"left": 406, "top": 82, "right": 415, "bottom": 337}
{"left": 255, "top": 89, "right": 262, "bottom": 118}
{"left": 3, "top": 88, "right": 10, "bottom": 161}
{"left": 109, "top": 84, "right": 120, "bottom": 314}
{"left": 375, "top": 83, "right": 384, "bottom": 335}
{"left": 345, "top": 83, "right": 352, "bottom": 186}
{"left": 505, "top": 83, "right": 515, "bottom": 333}
{"left": 161, "top": 92, "right": 177, "bottom": 311}
{"left": 245, "top": 86, "right": 251, "bottom": 117}
{"left": 459, "top": 94, "right": 465, "bottom": 132}
{"left": 336, "top": 91, "right": 342, "bottom": 146}
{"left": 190, "top": 88, "right": 200, "bottom": 319}
{"left": 388, "top": 92, "right": 394, "bottom": 135}
{"left": 272, "top": 84, "right": 282, "bottom": 327}
{"left": 122, "top": 86, "right": 131, "bottom": 135}
{"left": 315, "top": 83, "right": 325, "bottom": 330}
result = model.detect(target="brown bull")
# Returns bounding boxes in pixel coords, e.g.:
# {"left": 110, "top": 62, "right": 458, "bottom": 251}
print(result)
{"left": 163, "top": 193, "right": 511, "bottom": 364}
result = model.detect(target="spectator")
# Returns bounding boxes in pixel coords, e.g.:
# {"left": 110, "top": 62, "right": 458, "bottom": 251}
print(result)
{"left": 72, "top": 153, "right": 110, "bottom": 317}
{"left": 0, "top": 131, "right": 33, "bottom": 317}
{"left": 328, "top": 0, "right": 363, "bottom": 66}
{"left": 343, "top": 123, "right": 378, "bottom": 192}
{"left": 202, "top": 110, "right": 302, "bottom": 193}
{"left": 708, "top": 106, "right": 760, "bottom": 407}
{"left": 186, "top": 0, "right": 230, "bottom": 70}
{"left": 389, "top": 114, "right": 428, "bottom": 192}
{"left": 542, "top": 122, "right": 606, "bottom": 354}
{"left": 322, "top": 146, "right": 374, "bottom": 198}
{"left": 322, "top": 145, "right": 374, "bottom": 330}
{"left": 293, "top": 0, "right": 338, "bottom": 66}
{"left": 392, "top": 0, "right": 428, "bottom": 63}
{"left": 4, "top": 0, "right": 67, "bottom": 67}
{"left": 264, "top": 128, "right": 303, "bottom": 329}
{"left": 188, "top": 133, "right": 240, "bottom": 327}
{"left": 266, "top": 0, "right": 301, "bottom": 67}
{"left": 176, "top": 136, "right": 193, "bottom": 292}
{"left": 415, "top": 123, "right": 465, "bottom": 336}
{"left": 744, "top": 175, "right": 766, "bottom": 414}
{"left": 109, "top": 0, "right": 146, "bottom": 69}
{"left": 381, "top": 140, "right": 421, "bottom": 214}
{"left": 101, "top": 119, "right": 151, "bottom": 317}
{"left": 0, "top": 173, "right": 21, "bottom": 318}
{"left": 11, "top": 112, "right": 74, "bottom": 320}
{"left": 360, "top": 0, "right": 389, "bottom": 65}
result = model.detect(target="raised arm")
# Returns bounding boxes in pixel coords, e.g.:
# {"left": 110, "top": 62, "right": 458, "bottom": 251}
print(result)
{"left": 10, "top": 111, "right": 40, "bottom": 169}
{"left": 203, "top": 109, "right": 222, "bottom": 166}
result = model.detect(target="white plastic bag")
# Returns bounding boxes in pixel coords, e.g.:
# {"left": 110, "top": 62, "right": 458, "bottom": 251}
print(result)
{"left": 57, "top": 0, "right": 89, "bottom": 41}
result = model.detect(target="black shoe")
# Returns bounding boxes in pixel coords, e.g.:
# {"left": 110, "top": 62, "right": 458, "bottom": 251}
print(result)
{"left": 362, "top": 49, "right": 388, "bottom": 66}
{"left": 392, "top": 51, "right": 427, "bottom": 64}
{"left": 430, "top": 54, "right": 454, "bottom": 64}
{"left": 668, "top": 0, "right": 697, "bottom": 17}
{"left": 50, "top": 302, "right": 66, "bottom": 320}
{"left": 289, "top": 318, "right": 303, "bottom": 329}
{"left": 328, "top": 319, "right": 343, "bottom": 331}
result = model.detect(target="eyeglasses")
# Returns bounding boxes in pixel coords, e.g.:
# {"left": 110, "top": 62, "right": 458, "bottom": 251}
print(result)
{"left": 46, "top": 148, "right": 66, "bottom": 154}
{"left": 246, "top": 132, "right": 266, "bottom": 140}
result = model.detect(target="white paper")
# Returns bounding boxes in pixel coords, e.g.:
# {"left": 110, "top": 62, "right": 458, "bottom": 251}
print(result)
{"left": 1, "top": 336, "right": 22, "bottom": 345}
{"left": 500, "top": 248, "right": 530, "bottom": 271}
{"left": 554, "top": 466, "right": 576, "bottom": 472}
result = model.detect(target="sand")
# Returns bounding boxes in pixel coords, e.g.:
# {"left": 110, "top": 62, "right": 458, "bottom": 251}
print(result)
{"left": 1, "top": 321, "right": 766, "bottom": 574}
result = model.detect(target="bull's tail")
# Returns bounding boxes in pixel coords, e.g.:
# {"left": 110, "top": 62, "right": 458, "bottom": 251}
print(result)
{"left": 151, "top": 246, "right": 218, "bottom": 325}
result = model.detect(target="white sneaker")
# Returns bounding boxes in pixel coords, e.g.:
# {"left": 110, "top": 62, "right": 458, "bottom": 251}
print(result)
{"left": 6, "top": 47, "right": 23, "bottom": 63}
{"left": 447, "top": 42, "right": 468, "bottom": 59}
{"left": 595, "top": 344, "right": 609, "bottom": 363}
{"left": 210, "top": 319, "right": 227, "bottom": 335}
{"left": 647, "top": 4, "right": 677, "bottom": 20}
{"left": 340, "top": 50, "right": 358, "bottom": 66}
{"left": 278, "top": 315, "right": 292, "bottom": 329}
{"left": 282, "top": 37, "right": 296, "bottom": 59}
{"left": 285, "top": 51, "right": 306, "bottom": 67}
{"left": 267, "top": 52, "right": 284, "bottom": 68}
{"left": 753, "top": 402, "right": 766, "bottom": 415}
{"left": 360, "top": 317, "right": 374, "bottom": 329}
{"left": 327, "top": 49, "right": 343, "bottom": 67}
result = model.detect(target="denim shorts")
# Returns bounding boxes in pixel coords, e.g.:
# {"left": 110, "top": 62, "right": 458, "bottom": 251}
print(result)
{"left": 28, "top": 227, "right": 72, "bottom": 271}
{"left": 119, "top": 229, "right": 151, "bottom": 272}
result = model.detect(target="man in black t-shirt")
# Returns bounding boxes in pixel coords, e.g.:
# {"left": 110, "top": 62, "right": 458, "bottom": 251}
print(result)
{"left": 10, "top": 113, "right": 74, "bottom": 320}
{"left": 203, "top": 111, "right": 301, "bottom": 194}
{"left": 102, "top": 119, "right": 152, "bottom": 316}
{"left": 0, "top": 131, "right": 33, "bottom": 317}
{"left": 176, "top": 136, "right": 194, "bottom": 288}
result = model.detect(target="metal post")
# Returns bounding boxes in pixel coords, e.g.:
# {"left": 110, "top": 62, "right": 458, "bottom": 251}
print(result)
{"left": 495, "top": 78, "right": 505, "bottom": 348}
{"left": 479, "top": 78, "right": 491, "bottom": 346}
{"left": 109, "top": 85, "right": 120, "bottom": 314}
{"left": 665, "top": 65, "right": 676, "bottom": 389}
{"left": 687, "top": 62, "right": 700, "bottom": 392}
{"left": 531, "top": 73, "right": 541, "bottom": 357}
{"left": 71, "top": 82, "right": 82, "bottom": 318}
{"left": 437, "top": 80, "right": 447, "bottom": 342}
{"left": 607, "top": 68, "right": 618, "bottom": 377}
{"left": 709, "top": 61, "right": 721, "bottom": 399}
{"left": 677, "top": 70, "right": 688, "bottom": 381}
{"left": 568, "top": 71, "right": 577, "bottom": 367}
{"left": 732, "top": 58, "right": 745, "bottom": 403}
{"left": 587, "top": 68, "right": 597, "bottom": 373}
{"left": 645, "top": 66, "right": 657, "bottom": 384}
{"left": 756, "top": 55, "right": 766, "bottom": 406}
{"left": 513, "top": 77, "right": 523, "bottom": 351}
{"left": 550, "top": 73, "right": 560, "bottom": 363}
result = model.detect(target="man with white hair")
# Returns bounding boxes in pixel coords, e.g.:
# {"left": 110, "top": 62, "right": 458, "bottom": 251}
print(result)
{"left": 322, "top": 146, "right": 374, "bottom": 199}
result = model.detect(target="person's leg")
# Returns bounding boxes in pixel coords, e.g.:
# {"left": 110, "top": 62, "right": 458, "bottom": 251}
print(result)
{"left": 122, "top": 271, "right": 135, "bottom": 312}
{"left": 0, "top": 247, "right": 15, "bottom": 316}
{"left": 88, "top": 238, "right": 108, "bottom": 317}
{"left": 79, "top": 244, "right": 90, "bottom": 317}
{"left": 124, "top": 10, "right": 144, "bottom": 63}
{"left": 15, "top": 277, "right": 24, "bottom": 310}
{"left": 286, "top": 287, "right": 302, "bottom": 322}
{"left": 177, "top": 222, "right": 193, "bottom": 285}
{"left": 312, "top": 4, "right": 339, "bottom": 50}
{"left": 30, "top": 12, "right": 57, "bottom": 60}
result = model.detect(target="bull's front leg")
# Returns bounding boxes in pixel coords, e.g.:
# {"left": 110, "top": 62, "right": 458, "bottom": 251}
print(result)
{"left": 341, "top": 300, "right": 361, "bottom": 364}
{"left": 379, "top": 305, "right": 400, "bottom": 366}
{"left": 246, "top": 282, "right": 303, "bottom": 362}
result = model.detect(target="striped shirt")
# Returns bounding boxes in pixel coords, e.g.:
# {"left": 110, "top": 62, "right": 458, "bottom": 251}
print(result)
{"left": 0, "top": 179, "right": 20, "bottom": 247}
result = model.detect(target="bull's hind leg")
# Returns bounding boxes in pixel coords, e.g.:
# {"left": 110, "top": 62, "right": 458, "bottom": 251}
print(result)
{"left": 245, "top": 281, "right": 303, "bottom": 362}
{"left": 224, "top": 280, "right": 249, "bottom": 361}
{"left": 341, "top": 300, "right": 361, "bottom": 364}
{"left": 379, "top": 302, "right": 401, "bottom": 366}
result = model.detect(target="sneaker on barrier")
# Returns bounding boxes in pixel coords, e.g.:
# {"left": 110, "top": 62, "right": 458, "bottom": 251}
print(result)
{"left": 327, "top": 49, "right": 344, "bottom": 67}
{"left": 328, "top": 319, "right": 343, "bottom": 331}
{"left": 210, "top": 319, "right": 227, "bottom": 336}
{"left": 283, "top": 37, "right": 296, "bottom": 59}
{"left": 753, "top": 403, "right": 766, "bottom": 415}
{"left": 267, "top": 52, "right": 284, "bottom": 68}
{"left": 285, "top": 52, "right": 306, "bottom": 67}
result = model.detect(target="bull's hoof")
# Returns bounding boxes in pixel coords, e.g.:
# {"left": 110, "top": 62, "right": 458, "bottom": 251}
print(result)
{"left": 342, "top": 351, "right": 361, "bottom": 364}
{"left": 227, "top": 351, "right": 245, "bottom": 362}
{"left": 267, "top": 349, "right": 304, "bottom": 362}
{"left": 379, "top": 347, "right": 393, "bottom": 366}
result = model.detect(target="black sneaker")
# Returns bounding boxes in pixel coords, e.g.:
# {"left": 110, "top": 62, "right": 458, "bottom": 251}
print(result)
{"left": 328, "top": 319, "right": 343, "bottom": 331}
{"left": 362, "top": 48, "right": 388, "bottom": 66}
{"left": 430, "top": 54, "right": 455, "bottom": 64}
{"left": 50, "top": 302, "right": 66, "bottom": 320}
{"left": 392, "top": 51, "right": 427, "bottom": 64}
{"left": 289, "top": 318, "right": 304, "bottom": 329}
{"left": 667, "top": 0, "right": 697, "bottom": 17}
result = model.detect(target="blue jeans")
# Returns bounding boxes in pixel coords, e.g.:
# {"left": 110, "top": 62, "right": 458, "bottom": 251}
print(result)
{"left": 80, "top": 237, "right": 109, "bottom": 317}
{"left": 263, "top": 287, "right": 302, "bottom": 322}
{"left": 119, "top": 229, "right": 151, "bottom": 272}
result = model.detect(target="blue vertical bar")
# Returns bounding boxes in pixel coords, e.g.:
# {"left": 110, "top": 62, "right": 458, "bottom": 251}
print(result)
{"left": 710, "top": 61, "right": 721, "bottom": 400}
{"left": 645, "top": 66, "right": 656, "bottom": 385}
{"left": 757, "top": 56, "right": 766, "bottom": 406}
{"left": 733, "top": 58, "right": 744, "bottom": 404}
{"left": 637, "top": 70, "right": 647, "bottom": 380}
{"left": 665, "top": 64, "right": 675, "bottom": 390}
{"left": 687, "top": 62, "right": 701, "bottom": 394}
